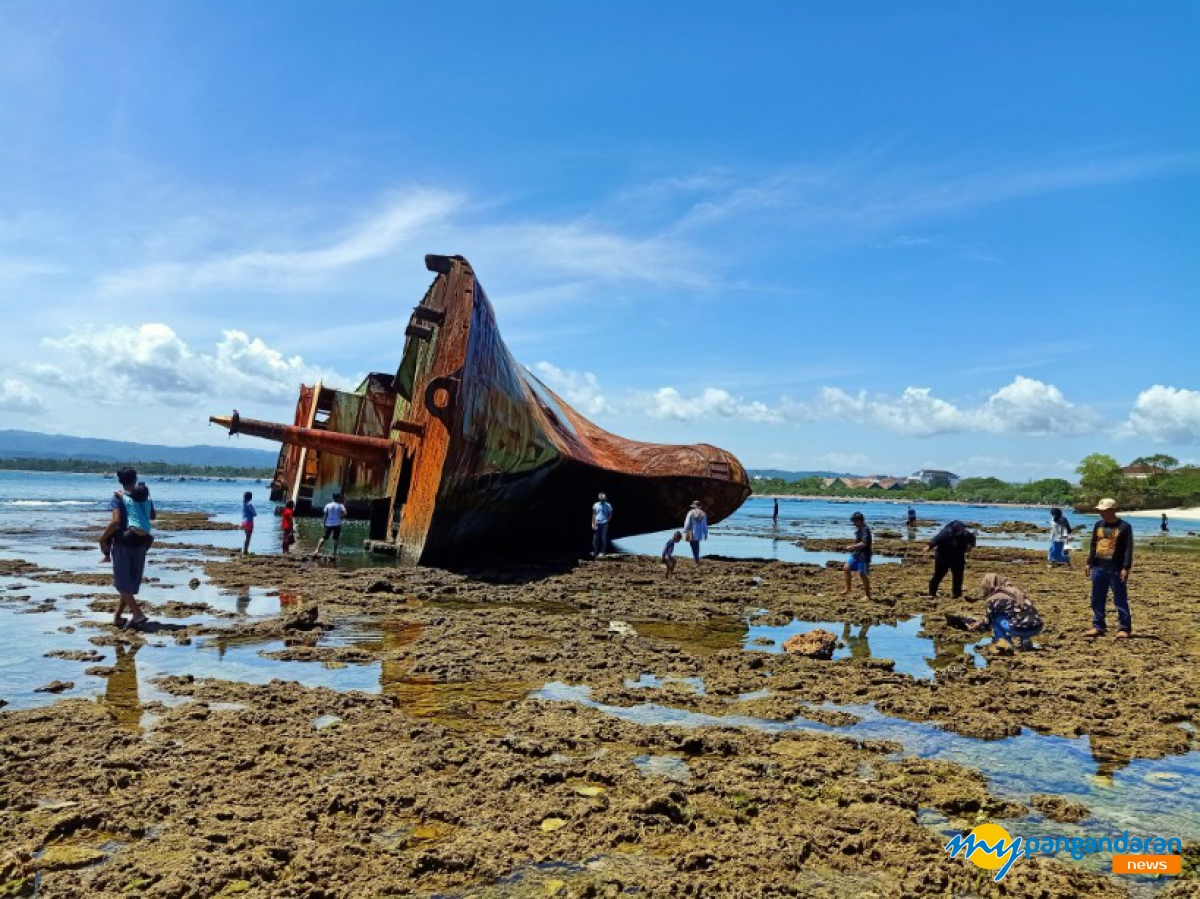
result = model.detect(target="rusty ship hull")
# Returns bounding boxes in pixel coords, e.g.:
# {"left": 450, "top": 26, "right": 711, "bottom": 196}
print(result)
{"left": 212, "top": 255, "right": 749, "bottom": 564}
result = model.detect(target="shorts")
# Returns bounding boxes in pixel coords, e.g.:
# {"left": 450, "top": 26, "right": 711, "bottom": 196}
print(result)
{"left": 242, "top": 521, "right": 254, "bottom": 534}
{"left": 112, "top": 542, "right": 149, "bottom": 594}
{"left": 847, "top": 556, "right": 870, "bottom": 575}
{"left": 282, "top": 529, "right": 295, "bottom": 548}
{"left": 323, "top": 525, "right": 342, "bottom": 540}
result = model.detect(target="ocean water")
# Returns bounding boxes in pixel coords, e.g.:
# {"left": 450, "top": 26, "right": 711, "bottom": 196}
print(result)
{"left": 0, "top": 470, "right": 1114, "bottom": 715}
{"left": 0, "top": 470, "right": 1103, "bottom": 562}
{"left": 614, "top": 493, "right": 1105, "bottom": 561}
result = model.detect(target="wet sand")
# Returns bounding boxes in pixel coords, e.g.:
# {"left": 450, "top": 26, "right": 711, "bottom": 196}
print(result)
{"left": 1, "top": 518, "right": 1198, "bottom": 896}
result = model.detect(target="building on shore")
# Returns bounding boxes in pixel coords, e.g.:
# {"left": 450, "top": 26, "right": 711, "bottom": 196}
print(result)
{"left": 908, "top": 469, "right": 961, "bottom": 489}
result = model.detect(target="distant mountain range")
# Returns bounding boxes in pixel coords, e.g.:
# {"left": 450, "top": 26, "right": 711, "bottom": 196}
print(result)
{"left": 747, "top": 469, "right": 854, "bottom": 481}
{"left": 0, "top": 429, "right": 278, "bottom": 468}
{"left": 0, "top": 434, "right": 857, "bottom": 481}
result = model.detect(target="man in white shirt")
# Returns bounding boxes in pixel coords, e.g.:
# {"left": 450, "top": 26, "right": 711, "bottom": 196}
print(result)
{"left": 312, "top": 492, "right": 349, "bottom": 558}
{"left": 591, "top": 492, "right": 613, "bottom": 558}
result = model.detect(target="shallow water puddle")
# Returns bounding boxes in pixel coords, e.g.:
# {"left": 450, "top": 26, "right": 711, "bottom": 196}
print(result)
{"left": 632, "top": 753, "right": 691, "bottom": 782}
{"left": 735, "top": 688, "right": 773, "bottom": 701}
{"left": 744, "top": 614, "right": 986, "bottom": 679}
{"left": 0, "top": 551, "right": 365, "bottom": 713}
{"left": 629, "top": 617, "right": 746, "bottom": 656}
{"left": 381, "top": 675, "right": 535, "bottom": 726}
{"left": 625, "top": 673, "right": 706, "bottom": 695}
{"left": 447, "top": 853, "right": 671, "bottom": 898}
{"left": 535, "top": 682, "right": 1200, "bottom": 851}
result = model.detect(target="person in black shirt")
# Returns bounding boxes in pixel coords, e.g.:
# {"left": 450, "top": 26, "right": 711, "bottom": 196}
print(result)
{"left": 841, "top": 511, "right": 873, "bottom": 600}
{"left": 1084, "top": 498, "right": 1134, "bottom": 638}
{"left": 926, "top": 520, "right": 976, "bottom": 599}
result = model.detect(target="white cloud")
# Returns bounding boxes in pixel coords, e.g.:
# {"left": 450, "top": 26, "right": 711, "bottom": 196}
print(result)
{"left": 478, "top": 220, "right": 713, "bottom": 291}
{"left": 815, "top": 451, "right": 874, "bottom": 472}
{"left": 631, "top": 386, "right": 782, "bottom": 423}
{"left": 531, "top": 362, "right": 609, "bottom": 416}
{"left": 99, "top": 188, "right": 465, "bottom": 295}
{"left": 979, "top": 377, "right": 1102, "bottom": 436}
{"left": 529, "top": 364, "right": 781, "bottom": 423}
{"left": 36, "top": 324, "right": 349, "bottom": 405}
{"left": 948, "top": 455, "right": 1080, "bottom": 479}
{"left": 0, "top": 378, "right": 45, "bottom": 414}
{"left": 1126, "top": 385, "right": 1200, "bottom": 444}
{"left": 813, "top": 386, "right": 968, "bottom": 437}
{"left": 526, "top": 367, "right": 1102, "bottom": 437}
{"left": 807, "top": 377, "right": 1101, "bottom": 437}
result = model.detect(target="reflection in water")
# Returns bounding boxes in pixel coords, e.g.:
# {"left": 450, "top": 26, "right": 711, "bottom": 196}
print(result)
{"left": 746, "top": 615, "right": 985, "bottom": 680}
{"left": 101, "top": 644, "right": 141, "bottom": 731}
{"left": 840, "top": 623, "right": 871, "bottom": 661}
{"left": 929, "top": 629, "right": 986, "bottom": 672}
{"left": 632, "top": 617, "right": 746, "bottom": 657}
{"left": 371, "top": 617, "right": 535, "bottom": 727}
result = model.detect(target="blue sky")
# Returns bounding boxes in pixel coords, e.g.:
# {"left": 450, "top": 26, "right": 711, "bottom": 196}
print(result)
{"left": 0, "top": 1, "right": 1197, "bottom": 479}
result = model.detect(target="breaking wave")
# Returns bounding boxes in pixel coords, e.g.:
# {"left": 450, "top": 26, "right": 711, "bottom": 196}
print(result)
{"left": 2, "top": 500, "right": 97, "bottom": 507}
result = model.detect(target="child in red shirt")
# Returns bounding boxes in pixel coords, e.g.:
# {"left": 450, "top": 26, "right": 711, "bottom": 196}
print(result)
{"left": 281, "top": 500, "right": 296, "bottom": 554}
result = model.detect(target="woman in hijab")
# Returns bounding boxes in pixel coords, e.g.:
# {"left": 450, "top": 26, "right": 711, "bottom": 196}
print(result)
{"left": 972, "top": 573, "right": 1043, "bottom": 650}
{"left": 1048, "top": 508, "right": 1072, "bottom": 566}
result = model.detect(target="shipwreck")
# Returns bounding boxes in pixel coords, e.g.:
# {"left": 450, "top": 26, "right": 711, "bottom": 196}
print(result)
{"left": 210, "top": 255, "right": 750, "bottom": 563}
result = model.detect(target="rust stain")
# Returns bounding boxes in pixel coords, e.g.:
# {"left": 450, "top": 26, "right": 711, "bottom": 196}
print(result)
{"left": 210, "top": 255, "right": 750, "bottom": 564}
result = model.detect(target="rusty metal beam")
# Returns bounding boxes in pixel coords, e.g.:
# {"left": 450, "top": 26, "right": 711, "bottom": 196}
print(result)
{"left": 210, "top": 413, "right": 394, "bottom": 465}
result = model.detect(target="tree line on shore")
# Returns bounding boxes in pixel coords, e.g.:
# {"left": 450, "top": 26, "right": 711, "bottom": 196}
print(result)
{"left": 752, "top": 454, "right": 1200, "bottom": 511}
{"left": 1074, "top": 454, "right": 1199, "bottom": 511}
{"left": 750, "top": 475, "right": 1075, "bottom": 505}
{"left": 7, "top": 453, "right": 1197, "bottom": 512}
{"left": 0, "top": 457, "right": 274, "bottom": 479}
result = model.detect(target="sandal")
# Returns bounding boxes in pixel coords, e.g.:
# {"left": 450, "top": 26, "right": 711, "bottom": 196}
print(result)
{"left": 128, "top": 616, "right": 150, "bottom": 631}
{"left": 1082, "top": 627, "right": 1105, "bottom": 638}
{"left": 1115, "top": 630, "right": 1131, "bottom": 640}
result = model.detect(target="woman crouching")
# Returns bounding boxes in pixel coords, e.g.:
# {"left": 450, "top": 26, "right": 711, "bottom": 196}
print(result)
{"left": 973, "top": 573, "right": 1043, "bottom": 650}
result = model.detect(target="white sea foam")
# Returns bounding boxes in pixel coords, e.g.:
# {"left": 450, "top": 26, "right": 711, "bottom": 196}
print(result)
{"left": 4, "top": 500, "right": 96, "bottom": 507}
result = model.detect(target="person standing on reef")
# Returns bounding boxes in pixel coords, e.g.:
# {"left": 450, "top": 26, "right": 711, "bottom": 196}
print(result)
{"left": 842, "top": 511, "right": 873, "bottom": 600}
{"left": 1084, "top": 498, "right": 1134, "bottom": 639}
{"left": 683, "top": 500, "right": 709, "bottom": 563}
{"left": 1161, "top": 513, "right": 1169, "bottom": 535}
{"left": 926, "top": 520, "right": 976, "bottom": 599}
{"left": 98, "top": 467, "right": 155, "bottom": 630}
{"left": 241, "top": 490, "right": 256, "bottom": 554}
{"left": 906, "top": 506, "right": 917, "bottom": 528}
{"left": 591, "top": 492, "right": 612, "bottom": 558}
{"left": 312, "top": 492, "right": 348, "bottom": 558}
{"left": 1048, "top": 507, "right": 1072, "bottom": 566}
{"left": 773, "top": 499, "right": 779, "bottom": 523}
{"left": 281, "top": 499, "right": 296, "bottom": 555}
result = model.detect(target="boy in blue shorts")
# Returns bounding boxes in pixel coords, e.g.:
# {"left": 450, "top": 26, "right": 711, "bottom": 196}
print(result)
{"left": 842, "top": 511, "right": 873, "bottom": 600}
{"left": 662, "top": 531, "right": 682, "bottom": 578}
